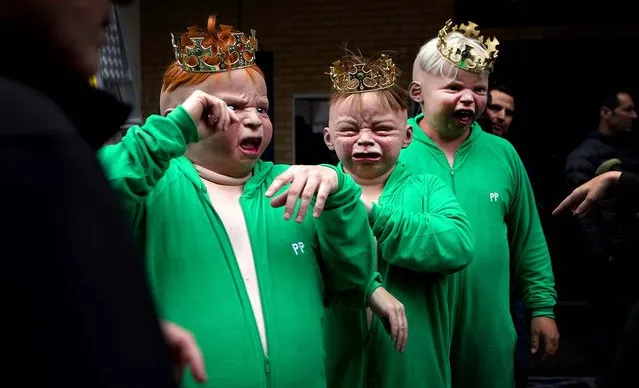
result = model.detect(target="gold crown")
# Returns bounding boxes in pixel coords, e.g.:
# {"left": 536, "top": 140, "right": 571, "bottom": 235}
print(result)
{"left": 171, "top": 29, "right": 258, "bottom": 73}
{"left": 437, "top": 19, "right": 499, "bottom": 73}
{"left": 329, "top": 53, "right": 397, "bottom": 94}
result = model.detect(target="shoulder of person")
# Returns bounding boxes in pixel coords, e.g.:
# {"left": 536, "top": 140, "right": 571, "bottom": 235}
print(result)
{"left": 0, "top": 77, "right": 75, "bottom": 138}
{"left": 393, "top": 162, "right": 441, "bottom": 190}
{"left": 475, "top": 129, "right": 523, "bottom": 162}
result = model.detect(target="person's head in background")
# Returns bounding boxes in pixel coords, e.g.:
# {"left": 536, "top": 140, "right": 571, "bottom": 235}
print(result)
{"left": 409, "top": 20, "right": 498, "bottom": 140}
{"left": 160, "top": 16, "right": 271, "bottom": 179}
{"left": 485, "top": 82, "right": 516, "bottom": 137}
{"left": 1, "top": 0, "right": 135, "bottom": 79}
{"left": 598, "top": 88, "right": 637, "bottom": 136}
{"left": 324, "top": 51, "right": 412, "bottom": 182}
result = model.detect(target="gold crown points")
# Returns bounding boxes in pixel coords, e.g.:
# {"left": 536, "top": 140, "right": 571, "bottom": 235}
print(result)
{"left": 437, "top": 19, "right": 499, "bottom": 73}
{"left": 171, "top": 29, "right": 258, "bottom": 73}
{"left": 329, "top": 54, "right": 397, "bottom": 94}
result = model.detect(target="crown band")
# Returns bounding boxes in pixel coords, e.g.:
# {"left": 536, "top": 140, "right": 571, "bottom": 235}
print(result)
{"left": 171, "top": 29, "right": 258, "bottom": 73}
{"left": 436, "top": 19, "right": 499, "bottom": 73}
{"left": 329, "top": 54, "right": 397, "bottom": 94}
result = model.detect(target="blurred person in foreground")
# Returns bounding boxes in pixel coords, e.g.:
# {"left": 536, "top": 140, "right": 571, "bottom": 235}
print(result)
{"left": 0, "top": 1, "right": 205, "bottom": 386}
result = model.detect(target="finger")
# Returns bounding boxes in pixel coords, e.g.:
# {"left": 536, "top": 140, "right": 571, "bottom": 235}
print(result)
{"left": 284, "top": 173, "right": 308, "bottom": 221}
{"left": 396, "top": 308, "right": 407, "bottom": 352}
{"left": 215, "top": 103, "right": 231, "bottom": 132}
{"left": 313, "top": 181, "right": 331, "bottom": 218}
{"left": 530, "top": 331, "right": 540, "bottom": 354}
{"left": 389, "top": 314, "right": 400, "bottom": 347}
{"left": 172, "top": 332, "right": 207, "bottom": 383}
{"left": 185, "top": 341, "right": 207, "bottom": 383}
{"left": 540, "top": 335, "right": 553, "bottom": 360}
{"left": 221, "top": 105, "right": 238, "bottom": 131}
{"left": 552, "top": 198, "right": 571, "bottom": 216}
{"left": 227, "top": 106, "right": 239, "bottom": 123}
{"left": 398, "top": 308, "right": 408, "bottom": 352}
{"left": 266, "top": 168, "right": 295, "bottom": 197}
{"left": 296, "top": 175, "right": 320, "bottom": 222}
{"left": 270, "top": 188, "right": 289, "bottom": 208}
{"left": 552, "top": 193, "right": 579, "bottom": 216}
{"left": 574, "top": 197, "right": 593, "bottom": 217}
{"left": 545, "top": 334, "right": 558, "bottom": 356}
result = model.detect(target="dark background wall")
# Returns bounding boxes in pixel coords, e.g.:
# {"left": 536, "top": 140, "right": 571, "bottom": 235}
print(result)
{"left": 137, "top": 0, "right": 638, "bottom": 376}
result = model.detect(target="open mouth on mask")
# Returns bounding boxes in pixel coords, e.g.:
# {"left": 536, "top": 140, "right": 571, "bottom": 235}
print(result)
{"left": 453, "top": 109, "right": 475, "bottom": 125}
{"left": 239, "top": 137, "right": 262, "bottom": 156}
{"left": 352, "top": 152, "right": 382, "bottom": 162}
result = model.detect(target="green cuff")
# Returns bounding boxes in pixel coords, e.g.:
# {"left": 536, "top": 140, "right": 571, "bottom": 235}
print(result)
{"left": 531, "top": 307, "right": 555, "bottom": 319}
{"left": 365, "top": 272, "right": 383, "bottom": 305}
{"left": 320, "top": 164, "right": 360, "bottom": 211}
{"left": 319, "top": 163, "right": 344, "bottom": 191}
{"left": 169, "top": 105, "right": 200, "bottom": 145}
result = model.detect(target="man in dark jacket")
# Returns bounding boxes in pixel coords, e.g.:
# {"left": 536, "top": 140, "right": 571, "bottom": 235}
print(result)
{"left": 564, "top": 88, "right": 639, "bottom": 384}
{"left": 1, "top": 1, "right": 205, "bottom": 386}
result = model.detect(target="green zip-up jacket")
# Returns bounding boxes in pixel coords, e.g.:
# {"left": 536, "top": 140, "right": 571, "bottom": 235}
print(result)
{"left": 400, "top": 115, "right": 556, "bottom": 388}
{"left": 98, "top": 106, "right": 382, "bottom": 388}
{"left": 325, "top": 162, "right": 474, "bottom": 388}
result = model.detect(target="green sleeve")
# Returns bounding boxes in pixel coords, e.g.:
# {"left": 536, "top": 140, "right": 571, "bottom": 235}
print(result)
{"left": 314, "top": 164, "right": 382, "bottom": 308}
{"left": 98, "top": 106, "right": 199, "bottom": 218}
{"left": 507, "top": 150, "right": 557, "bottom": 318}
{"left": 369, "top": 175, "right": 474, "bottom": 274}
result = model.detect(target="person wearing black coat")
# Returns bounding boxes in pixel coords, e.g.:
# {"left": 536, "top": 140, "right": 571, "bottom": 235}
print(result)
{"left": 0, "top": 1, "right": 205, "bottom": 386}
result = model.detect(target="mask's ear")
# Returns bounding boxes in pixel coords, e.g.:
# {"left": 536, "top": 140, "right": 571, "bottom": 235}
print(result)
{"left": 402, "top": 124, "right": 413, "bottom": 148}
{"left": 409, "top": 81, "right": 423, "bottom": 104}
{"left": 323, "top": 126, "right": 334, "bottom": 151}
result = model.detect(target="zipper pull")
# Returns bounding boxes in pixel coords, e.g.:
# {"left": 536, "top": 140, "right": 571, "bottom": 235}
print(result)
{"left": 264, "top": 358, "right": 271, "bottom": 374}
{"left": 450, "top": 168, "right": 454, "bottom": 176}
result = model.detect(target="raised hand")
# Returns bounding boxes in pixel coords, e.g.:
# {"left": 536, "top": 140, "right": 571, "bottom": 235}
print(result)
{"left": 180, "top": 90, "right": 239, "bottom": 140}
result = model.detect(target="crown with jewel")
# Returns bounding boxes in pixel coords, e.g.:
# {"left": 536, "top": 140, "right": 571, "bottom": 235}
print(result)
{"left": 329, "top": 52, "right": 397, "bottom": 94}
{"left": 437, "top": 19, "right": 499, "bottom": 73}
{"left": 171, "top": 19, "right": 258, "bottom": 73}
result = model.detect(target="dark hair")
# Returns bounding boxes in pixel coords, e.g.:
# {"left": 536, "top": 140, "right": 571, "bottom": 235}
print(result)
{"left": 600, "top": 88, "right": 632, "bottom": 110}
{"left": 489, "top": 81, "right": 516, "bottom": 101}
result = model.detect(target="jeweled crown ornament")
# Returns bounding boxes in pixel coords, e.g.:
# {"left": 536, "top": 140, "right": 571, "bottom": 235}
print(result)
{"left": 437, "top": 19, "right": 499, "bottom": 73}
{"left": 329, "top": 53, "right": 397, "bottom": 94}
{"left": 171, "top": 27, "right": 258, "bottom": 73}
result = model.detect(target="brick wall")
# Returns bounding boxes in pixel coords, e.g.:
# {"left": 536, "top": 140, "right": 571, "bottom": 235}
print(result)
{"left": 139, "top": 0, "right": 453, "bottom": 163}
{"left": 139, "top": 0, "right": 638, "bottom": 163}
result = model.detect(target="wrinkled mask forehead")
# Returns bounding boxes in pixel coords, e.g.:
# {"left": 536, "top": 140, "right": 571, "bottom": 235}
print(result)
{"left": 329, "top": 92, "right": 395, "bottom": 122}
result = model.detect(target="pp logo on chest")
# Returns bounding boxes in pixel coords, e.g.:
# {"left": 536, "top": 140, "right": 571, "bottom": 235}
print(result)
{"left": 291, "top": 242, "right": 306, "bottom": 255}
{"left": 489, "top": 192, "right": 500, "bottom": 202}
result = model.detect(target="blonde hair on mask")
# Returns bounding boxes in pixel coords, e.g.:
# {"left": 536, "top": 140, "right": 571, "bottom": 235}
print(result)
{"left": 415, "top": 32, "right": 490, "bottom": 81}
